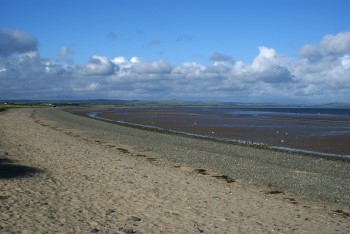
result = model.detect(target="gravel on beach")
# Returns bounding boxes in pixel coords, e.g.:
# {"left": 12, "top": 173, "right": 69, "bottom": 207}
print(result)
{"left": 59, "top": 107, "right": 350, "bottom": 207}
{"left": 1, "top": 107, "right": 349, "bottom": 233}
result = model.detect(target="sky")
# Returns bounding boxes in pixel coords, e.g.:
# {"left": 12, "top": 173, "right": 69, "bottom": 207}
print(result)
{"left": 1, "top": 0, "right": 350, "bottom": 104}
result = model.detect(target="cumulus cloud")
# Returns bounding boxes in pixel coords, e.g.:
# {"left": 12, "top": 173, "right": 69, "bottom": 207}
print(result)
{"left": 172, "top": 62, "right": 206, "bottom": 76}
{"left": 0, "top": 28, "right": 38, "bottom": 56}
{"left": 112, "top": 56, "right": 128, "bottom": 64}
{"left": 78, "top": 55, "right": 116, "bottom": 76}
{"left": 341, "top": 55, "right": 350, "bottom": 69}
{"left": 0, "top": 51, "right": 72, "bottom": 99}
{"left": 299, "top": 44, "right": 322, "bottom": 62}
{"left": 320, "top": 31, "right": 350, "bottom": 55}
{"left": 256, "top": 66, "right": 293, "bottom": 83}
{"left": 131, "top": 60, "right": 171, "bottom": 74}
{"left": 1, "top": 28, "right": 350, "bottom": 103}
{"left": 232, "top": 46, "right": 293, "bottom": 83}
{"left": 291, "top": 31, "right": 350, "bottom": 100}
{"left": 130, "top": 56, "right": 141, "bottom": 63}
{"left": 206, "top": 63, "right": 231, "bottom": 74}
{"left": 251, "top": 47, "right": 286, "bottom": 70}
{"left": 110, "top": 56, "right": 169, "bottom": 85}
{"left": 299, "top": 31, "right": 350, "bottom": 61}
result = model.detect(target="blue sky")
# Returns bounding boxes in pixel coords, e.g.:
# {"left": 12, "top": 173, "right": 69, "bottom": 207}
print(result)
{"left": 1, "top": 0, "right": 350, "bottom": 103}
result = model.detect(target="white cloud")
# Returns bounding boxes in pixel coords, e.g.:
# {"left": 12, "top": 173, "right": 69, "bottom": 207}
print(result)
{"left": 341, "top": 55, "right": 350, "bottom": 69}
{"left": 131, "top": 60, "right": 171, "bottom": 74}
{"left": 111, "top": 57, "right": 171, "bottom": 75}
{"left": 18, "top": 51, "right": 40, "bottom": 63}
{"left": 78, "top": 55, "right": 116, "bottom": 76}
{"left": 251, "top": 46, "right": 286, "bottom": 71}
{"left": 1, "top": 28, "right": 350, "bottom": 103}
{"left": 299, "top": 44, "right": 322, "bottom": 62}
{"left": 172, "top": 62, "right": 206, "bottom": 76}
{"left": 320, "top": 31, "right": 350, "bottom": 55}
{"left": 131, "top": 56, "right": 141, "bottom": 63}
{"left": 229, "top": 46, "right": 293, "bottom": 84}
{"left": 111, "top": 56, "right": 133, "bottom": 74}
{"left": 112, "top": 56, "right": 128, "bottom": 64}
{"left": 206, "top": 63, "right": 231, "bottom": 74}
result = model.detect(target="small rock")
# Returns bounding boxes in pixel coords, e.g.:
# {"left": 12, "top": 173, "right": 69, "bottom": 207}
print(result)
{"left": 106, "top": 208, "right": 115, "bottom": 215}
{"left": 90, "top": 227, "right": 99, "bottom": 233}
{"left": 129, "top": 216, "right": 141, "bottom": 221}
{"left": 122, "top": 227, "right": 135, "bottom": 233}
{"left": 40, "top": 201, "right": 48, "bottom": 205}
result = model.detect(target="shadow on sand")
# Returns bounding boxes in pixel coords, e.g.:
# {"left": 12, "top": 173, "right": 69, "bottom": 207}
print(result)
{"left": 0, "top": 157, "right": 43, "bottom": 179}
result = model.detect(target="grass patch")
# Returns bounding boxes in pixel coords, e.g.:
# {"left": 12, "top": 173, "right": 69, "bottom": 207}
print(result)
{"left": 0, "top": 104, "right": 50, "bottom": 111}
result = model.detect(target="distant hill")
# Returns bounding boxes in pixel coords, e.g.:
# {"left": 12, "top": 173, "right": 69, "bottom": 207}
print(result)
{"left": 310, "top": 103, "right": 350, "bottom": 108}
{"left": 1, "top": 99, "right": 350, "bottom": 108}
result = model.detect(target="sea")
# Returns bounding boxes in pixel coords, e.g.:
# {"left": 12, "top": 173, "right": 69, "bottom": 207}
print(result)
{"left": 87, "top": 107, "right": 350, "bottom": 159}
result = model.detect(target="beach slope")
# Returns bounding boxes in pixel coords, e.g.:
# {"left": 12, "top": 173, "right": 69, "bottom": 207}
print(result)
{"left": 0, "top": 108, "right": 349, "bottom": 233}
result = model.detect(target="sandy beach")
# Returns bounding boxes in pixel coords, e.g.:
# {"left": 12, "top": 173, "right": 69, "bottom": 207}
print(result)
{"left": 1, "top": 108, "right": 349, "bottom": 233}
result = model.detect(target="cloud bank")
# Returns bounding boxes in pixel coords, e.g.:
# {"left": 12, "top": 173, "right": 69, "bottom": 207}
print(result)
{"left": 0, "top": 28, "right": 349, "bottom": 103}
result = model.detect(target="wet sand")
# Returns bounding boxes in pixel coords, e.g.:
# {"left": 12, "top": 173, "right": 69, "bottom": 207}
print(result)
{"left": 93, "top": 107, "right": 350, "bottom": 157}
{"left": 1, "top": 108, "right": 350, "bottom": 233}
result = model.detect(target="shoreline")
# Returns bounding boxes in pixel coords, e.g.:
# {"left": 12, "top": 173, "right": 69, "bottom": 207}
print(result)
{"left": 73, "top": 108, "right": 350, "bottom": 162}
{"left": 79, "top": 106, "right": 350, "bottom": 157}
{"left": 1, "top": 108, "right": 350, "bottom": 233}
{"left": 56, "top": 108, "right": 350, "bottom": 206}
{"left": 87, "top": 111, "right": 350, "bottom": 161}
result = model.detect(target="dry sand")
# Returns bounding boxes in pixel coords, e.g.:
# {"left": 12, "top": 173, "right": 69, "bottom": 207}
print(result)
{"left": 0, "top": 108, "right": 349, "bottom": 233}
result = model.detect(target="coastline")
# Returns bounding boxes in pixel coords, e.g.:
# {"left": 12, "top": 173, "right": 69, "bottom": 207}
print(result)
{"left": 85, "top": 111, "right": 350, "bottom": 161}
{"left": 54, "top": 108, "right": 350, "bottom": 206}
{"left": 81, "top": 106, "right": 350, "bottom": 158}
{"left": 1, "top": 108, "right": 350, "bottom": 233}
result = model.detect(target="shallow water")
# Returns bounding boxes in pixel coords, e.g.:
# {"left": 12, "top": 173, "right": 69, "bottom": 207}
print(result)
{"left": 88, "top": 107, "right": 350, "bottom": 158}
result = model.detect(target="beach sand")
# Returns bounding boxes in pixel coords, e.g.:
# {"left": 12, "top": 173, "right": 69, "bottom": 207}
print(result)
{"left": 0, "top": 108, "right": 349, "bottom": 233}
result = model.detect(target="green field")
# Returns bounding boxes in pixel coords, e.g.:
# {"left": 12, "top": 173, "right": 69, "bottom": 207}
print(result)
{"left": 0, "top": 104, "right": 50, "bottom": 112}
